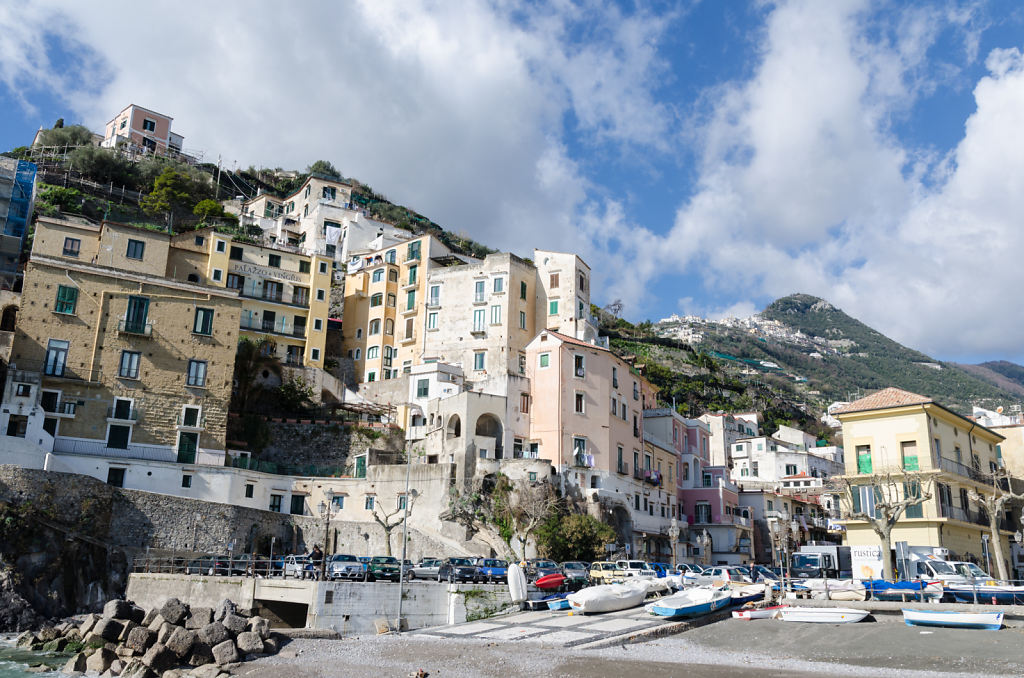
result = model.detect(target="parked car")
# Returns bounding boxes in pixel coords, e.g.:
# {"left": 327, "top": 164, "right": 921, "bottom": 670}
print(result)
{"left": 690, "top": 566, "right": 753, "bottom": 586}
{"left": 282, "top": 555, "right": 311, "bottom": 579}
{"left": 227, "top": 554, "right": 253, "bottom": 576}
{"left": 751, "top": 565, "right": 781, "bottom": 582}
{"left": 474, "top": 558, "right": 509, "bottom": 583}
{"left": 526, "top": 559, "right": 561, "bottom": 579}
{"left": 366, "top": 556, "right": 402, "bottom": 582}
{"left": 409, "top": 557, "right": 442, "bottom": 580}
{"left": 616, "top": 560, "right": 657, "bottom": 578}
{"left": 438, "top": 557, "right": 480, "bottom": 583}
{"left": 561, "top": 561, "right": 590, "bottom": 580}
{"left": 589, "top": 561, "right": 626, "bottom": 583}
{"left": 675, "top": 563, "right": 703, "bottom": 575}
{"left": 648, "top": 562, "right": 674, "bottom": 577}
{"left": 327, "top": 554, "right": 364, "bottom": 581}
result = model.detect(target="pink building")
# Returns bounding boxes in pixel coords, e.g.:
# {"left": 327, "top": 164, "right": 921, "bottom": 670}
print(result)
{"left": 102, "top": 104, "right": 183, "bottom": 156}
{"left": 678, "top": 464, "right": 753, "bottom": 566}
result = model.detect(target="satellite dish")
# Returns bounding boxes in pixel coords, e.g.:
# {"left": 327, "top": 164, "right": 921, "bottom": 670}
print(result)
{"left": 997, "top": 406, "right": 1004, "bottom": 414}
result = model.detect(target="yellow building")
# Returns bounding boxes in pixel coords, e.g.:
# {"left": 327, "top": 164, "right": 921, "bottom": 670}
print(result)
{"left": 2, "top": 217, "right": 242, "bottom": 462}
{"left": 836, "top": 387, "right": 1014, "bottom": 572}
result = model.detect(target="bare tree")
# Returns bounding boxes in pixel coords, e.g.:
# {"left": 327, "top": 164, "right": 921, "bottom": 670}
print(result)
{"left": 504, "top": 478, "right": 560, "bottom": 559}
{"left": 372, "top": 493, "right": 417, "bottom": 557}
{"left": 968, "top": 469, "right": 1024, "bottom": 581}
{"left": 832, "top": 471, "right": 936, "bottom": 580}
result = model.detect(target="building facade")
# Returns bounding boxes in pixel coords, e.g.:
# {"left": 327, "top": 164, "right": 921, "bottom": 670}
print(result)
{"left": 102, "top": 104, "right": 183, "bottom": 156}
{"left": 0, "top": 157, "right": 36, "bottom": 288}
{"left": 698, "top": 411, "right": 761, "bottom": 467}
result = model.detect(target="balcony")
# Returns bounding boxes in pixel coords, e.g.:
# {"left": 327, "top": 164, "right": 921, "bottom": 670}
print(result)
{"left": 633, "top": 467, "right": 644, "bottom": 480}
{"left": 52, "top": 437, "right": 176, "bottom": 462}
{"left": 175, "top": 413, "right": 206, "bottom": 430}
{"left": 42, "top": 399, "right": 76, "bottom": 417}
{"left": 617, "top": 462, "right": 630, "bottom": 475}
{"left": 473, "top": 293, "right": 486, "bottom": 305}
{"left": 117, "top": 319, "right": 153, "bottom": 337}
{"left": 107, "top": 406, "right": 140, "bottom": 422}
{"left": 938, "top": 457, "right": 986, "bottom": 483}
{"left": 643, "top": 469, "right": 662, "bottom": 486}
{"left": 240, "top": 317, "right": 305, "bottom": 340}
{"left": 238, "top": 282, "right": 310, "bottom": 309}
{"left": 572, "top": 452, "right": 593, "bottom": 468}
{"left": 12, "top": 360, "right": 101, "bottom": 383}
{"left": 285, "top": 356, "right": 304, "bottom": 367}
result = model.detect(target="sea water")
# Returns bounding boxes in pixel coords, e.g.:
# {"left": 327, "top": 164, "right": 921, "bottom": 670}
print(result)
{"left": 0, "top": 637, "right": 66, "bottom": 678}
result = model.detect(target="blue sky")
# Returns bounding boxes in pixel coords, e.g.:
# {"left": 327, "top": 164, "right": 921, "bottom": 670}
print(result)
{"left": 2, "top": 1, "right": 1024, "bottom": 364}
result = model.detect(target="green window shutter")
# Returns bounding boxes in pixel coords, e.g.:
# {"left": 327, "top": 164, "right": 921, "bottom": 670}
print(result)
{"left": 55, "top": 285, "right": 78, "bottom": 314}
{"left": 851, "top": 486, "right": 861, "bottom": 514}
{"left": 903, "top": 455, "right": 919, "bottom": 471}
{"left": 872, "top": 485, "right": 884, "bottom": 519}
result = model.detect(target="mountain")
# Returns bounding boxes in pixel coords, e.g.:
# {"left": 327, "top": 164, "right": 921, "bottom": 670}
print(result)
{"left": 651, "top": 293, "right": 1021, "bottom": 416}
{"left": 957, "top": 361, "right": 1024, "bottom": 399}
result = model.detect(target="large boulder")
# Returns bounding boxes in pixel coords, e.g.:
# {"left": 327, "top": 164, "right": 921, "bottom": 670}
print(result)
{"left": 211, "top": 639, "right": 238, "bottom": 666}
{"left": 213, "top": 600, "right": 237, "bottom": 623}
{"left": 126, "top": 627, "right": 157, "bottom": 654}
{"left": 129, "top": 604, "right": 147, "bottom": 624}
{"left": 221, "top": 613, "right": 247, "bottom": 637}
{"left": 159, "top": 598, "right": 189, "bottom": 626}
{"left": 141, "top": 609, "right": 159, "bottom": 626}
{"left": 197, "top": 622, "right": 228, "bottom": 647}
{"left": 110, "top": 658, "right": 124, "bottom": 674}
{"left": 165, "top": 627, "right": 196, "bottom": 659}
{"left": 93, "top": 618, "right": 124, "bottom": 642}
{"left": 185, "top": 607, "right": 213, "bottom": 630}
{"left": 246, "top": 616, "right": 270, "bottom": 640}
{"left": 15, "top": 631, "right": 36, "bottom": 648}
{"left": 262, "top": 636, "right": 281, "bottom": 655}
{"left": 79, "top": 614, "right": 101, "bottom": 636}
{"left": 141, "top": 643, "right": 177, "bottom": 674}
{"left": 235, "top": 631, "right": 263, "bottom": 655}
{"left": 156, "top": 622, "right": 175, "bottom": 645}
{"left": 187, "top": 642, "right": 213, "bottom": 667}
{"left": 147, "top": 614, "right": 166, "bottom": 632}
{"left": 190, "top": 665, "right": 222, "bottom": 678}
{"left": 121, "top": 658, "right": 158, "bottom": 678}
{"left": 63, "top": 652, "right": 88, "bottom": 674}
{"left": 36, "top": 626, "right": 61, "bottom": 642}
{"left": 104, "top": 599, "right": 134, "bottom": 620}
{"left": 118, "top": 620, "right": 140, "bottom": 642}
{"left": 85, "top": 647, "right": 117, "bottom": 674}
{"left": 41, "top": 637, "right": 68, "bottom": 652}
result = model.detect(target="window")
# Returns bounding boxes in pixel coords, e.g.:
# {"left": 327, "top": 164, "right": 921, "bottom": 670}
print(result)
{"left": 406, "top": 290, "right": 415, "bottom": 310}
{"left": 695, "top": 503, "right": 712, "bottom": 523}
{"left": 612, "top": 366, "right": 618, "bottom": 388}
{"left": 107, "top": 424, "right": 130, "bottom": 449}
{"left": 354, "top": 348, "right": 362, "bottom": 360}
{"left": 368, "top": 319, "right": 381, "bottom": 335}
{"left": 539, "top": 352, "right": 550, "bottom": 368}
{"left": 370, "top": 293, "right": 383, "bottom": 307}
{"left": 751, "top": 461, "right": 758, "bottom": 477}
{"left": 407, "top": 240, "right": 421, "bottom": 260}
{"left": 493, "top": 277, "right": 503, "bottom": 293}
{"left": 263, "top": 281, "right": 282, "bottom": 302}
{"left": 520, "top": 393, "right": 530, "bottom": 413}
{"left": 520, "top": 280, "right": 527, "bottom": 299}
{"left": 63, "top": 237, "right": 80, "bottom": 257}
{"left": 290, "top": 495, "right": 305, "bottom": 515}
{"left": 226, "top": 273, "right": 244, "bottom": 290}
{"left": 311, "top": 348, "right": 320, "bottom": 361}
{"left": 365, "top": 496, "right": 375, "bottom": 510}
{"left": 573, "top": 354, "right": 585, "bottom": 377}
{"left": 702, "top": 472, "right": 713, "bottom": 487}
{"left": 405, "top": 318, "right": 414, "bottom": 339}
{"left": 44, "top": 339, "right": 69, "bottom": 376}
{"left": 15, "top": 384, "right": 30, "bottom": 397}
{"left": 215, "top": 239, "right": 225, "bottom": 253}
{"left": 785, "top": 464, "right": 797, "bottom": 476}
{"left": 519, "top": 311, "right": 526, "bottom": 329}
{"left": 474, "top": 280, "right": 485, "bottom": 302}
{"left": 428, "top": 285, "right": 440, "bottom": 306}
{"left": 119, "top": 351, "right": 140, "bottom": 379}
{"left": 372, "top": 269, "right": 384, "bottom": 283}
{"left": 245, "top": 484, "right": 254, "bottom": 498}
{"left": 610, "top": 396, "right": 617, "bottom": 414}
{"left": 211, "top": 269, "right": 222, "bottom": 282}
{"left": 268, "top": 254, "right": 281, "bottom": 268}
{"left": 54, "top": 285, "right": 78, "bottom": 314}
{"left": 518, "top": 354, "right": 526, "bottom": 374}
{"left": 126, "top": 239, "right": 145, "bottom": 260}
{"left": 408, "top": 265, "right": 418, "bottom": 285}
{"left": 367, "top": 346, "right": 379, "bottom": 359}
{"left": 549, "top": 300, "right": 558, "bottom": 315}
{"left": 316, "top": 288, "right": 326, "bottom": 302}
{"left": 325, "top": 245, "right": 336, "bottom": 259}
{"left": 269, "top": 495, "right": 282, "bottom": 512}
{"left": 474, "top": 351, "right": 486, "bottom": 371}
{"left": 856, "top": 445, "right": 872, "bottom": 474}
{"left": 142, "top": 118, "right": 156, "bottom": 132}
{"left": 574, "top": 392, "right": 585, "bottom": 414}
{"left": 106, "top": 468, "right": 126, "bottom": 488}
{"left": 901, "top": 440, "right": 919, "bottom": 471}
{"left": 186, "top": 360, "right": 207, "bottom": 387}
{"left": 633, "top": 382, "right": 639, "bottom": 400}
{"left": 331, "top": 495, "right": 345, "bottom": 510}
{"left": 473, "top": 309, "right": 486, "bottom": 332}
{"left": 417, "top": 379, "right": 429, "bottom": 398}
{"left": 550, "top": 273, "right": 559, "bottom": 288}
{"left": 181, "top": 475, "right": 192, "bottom": 489}
{"left": 193, "top": 308, "right": 214, "bottom": 335}
{"left": 386, "top": 293, "right": 396, "bottom": 307}
{"left": 490, "top": 305, "right": 501, "bottom": 324}
{"left": 427, "top": 312, "right": 438, "bottom": 330}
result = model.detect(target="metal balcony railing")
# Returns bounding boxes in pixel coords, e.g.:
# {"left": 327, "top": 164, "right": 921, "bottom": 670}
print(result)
{"left": 175, "top": 413, "right": 206, "bottom": 429}
{"left": 938, "top": 457, "right": 987, "bottom": 483}
{"left": 107, "top": 406, "right": 140, "bottom": 421}
{"left": 617, "top": 462, "right": 630, "bottom": 475}
{"left": 117, "top": 319, "right": 153, "bottom": 337}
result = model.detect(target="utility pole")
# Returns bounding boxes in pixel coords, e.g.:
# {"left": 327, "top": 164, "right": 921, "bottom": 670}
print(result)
{"left": 215, "top": 155, "right": 222, "bottom": 200}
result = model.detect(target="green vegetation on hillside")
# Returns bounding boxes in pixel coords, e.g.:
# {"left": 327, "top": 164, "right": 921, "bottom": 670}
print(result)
{"left": 979, "top": 361, "right": 1024, "bottom": 390}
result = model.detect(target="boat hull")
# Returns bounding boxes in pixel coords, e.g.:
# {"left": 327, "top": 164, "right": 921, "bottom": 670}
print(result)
{"left": 648, "top": 589, "right": 732, "bottom": 618}
{"left": 568, "top": 582, "right": 648, "bottom": 614}
{"left": 536, "top": 573, "right": 567, "bottom": 590}
{"left": 732, "top": 605, "right": 787, "bottom": 620}
{"left": 779, "top": 607, "right": 869, "bottom": 623}
{"left": 902, "top": 609, "right": 1003, "bottom": 630}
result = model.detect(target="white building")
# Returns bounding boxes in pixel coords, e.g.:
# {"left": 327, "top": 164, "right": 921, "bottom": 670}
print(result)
{"left": 697, "top": 412, "right": 761, "bottom": 467}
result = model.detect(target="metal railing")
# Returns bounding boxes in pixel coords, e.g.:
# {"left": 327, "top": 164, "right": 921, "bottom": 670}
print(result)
{"left": 52, "top": 437, "right": 176, "bottom": 462}
{"left": 107, "top": 406, "right": 140, "bottom": 421}
{"left": 118, "top": 319, "right": 153, "bottom": 337}
{"left": 176, "top": 413, "right": 206, "bottom": 429}
{"left": 938, "top": 457, "right": 986, "bottom": 483}
{"left": 10, "top": 360, "right": 102, "bottom": 383}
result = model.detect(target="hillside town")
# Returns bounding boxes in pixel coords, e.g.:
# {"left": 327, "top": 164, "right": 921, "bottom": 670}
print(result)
{"left": 3, "top": 102, "right": 1024, "bottom": 676}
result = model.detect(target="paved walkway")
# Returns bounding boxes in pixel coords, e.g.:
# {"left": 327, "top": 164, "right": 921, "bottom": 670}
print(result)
{"left": 415, "top": 603, "right": 723, "bottom": 648}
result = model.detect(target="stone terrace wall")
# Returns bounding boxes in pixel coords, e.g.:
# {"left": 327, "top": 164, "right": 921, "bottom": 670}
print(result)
{"left": 256, "top": 421, "right": 404, "bottom": 470}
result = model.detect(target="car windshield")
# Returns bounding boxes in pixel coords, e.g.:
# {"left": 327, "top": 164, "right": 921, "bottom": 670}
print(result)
{"left": 754, "top": 566, "right": 777, "bottom": 578}
{"left": 331, "top": 554, "right": 357, "bottom": 562}
{"left": 421, "top": 559, "right": 438, "bottom": 566}
{"left": 626, "top": 561, "right": 646, "bottom": 569}
{"left": 534, "top": 560, "right": 557, "bottom": 568}
{"left": 451, "top": 558, "right": 473, "bottom": 566}
{"left": 482, "top": 559, "right": 506, "bottom": 567}
{"left": 372, "top": 557, "right": 398, "bottom": 564}
{"left": 928, "top": 560, "right": 956, "bottom": 575}
{"left": 958, "top": 563, "right": 988, "bottom": 577}
{"left": 564, "top": 562, "right": 586, "bottom": 570}
{"left": 791, "top": 554, "right": 821, "bottom": 569}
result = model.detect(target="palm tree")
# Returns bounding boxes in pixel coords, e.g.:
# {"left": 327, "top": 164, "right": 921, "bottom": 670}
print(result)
{"left": 232, "top": 338, "right": 281, "bottom": 413}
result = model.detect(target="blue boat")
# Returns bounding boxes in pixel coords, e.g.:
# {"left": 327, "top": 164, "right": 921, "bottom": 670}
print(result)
{"left": 945, "top": 585, "right": 1024, "bottom": 605}
{"left": 543, "top": 592, "right": 570, "bottom": 610}
{"left": 647, "top": 588, "right": 731, "bottom": 618}
{"left": 902, "top": 609, "right": 1003, "bottom": 630}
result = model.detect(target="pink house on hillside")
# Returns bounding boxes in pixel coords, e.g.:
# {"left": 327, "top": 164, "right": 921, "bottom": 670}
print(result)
{"left": 101, "top": 104, "right": 184, "bottom": 157}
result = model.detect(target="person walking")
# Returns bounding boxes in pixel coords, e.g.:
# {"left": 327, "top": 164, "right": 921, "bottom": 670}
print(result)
{"left": 310, "top": 544, "right": 324, "bottom": 580}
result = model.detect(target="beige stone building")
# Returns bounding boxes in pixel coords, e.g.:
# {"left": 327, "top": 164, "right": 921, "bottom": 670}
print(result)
{"left": 2, "top": 217, "right": 241, "bottom": 466}
{"left": 835, "top": 387, "right": 1015, "bottom": 574}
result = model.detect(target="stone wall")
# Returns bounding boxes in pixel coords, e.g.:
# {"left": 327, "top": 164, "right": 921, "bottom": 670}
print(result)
{"left": 257, "top": 421, "right": 404, "bottom": 470}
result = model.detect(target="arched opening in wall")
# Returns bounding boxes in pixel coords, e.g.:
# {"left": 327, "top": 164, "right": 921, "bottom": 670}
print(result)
{"left": 474, "top": 413, "right": 503, "bottom": 459}
{"left": 446, "top": 415, "right": 461, "bottom": 439}
{"left": 0, "top": 305, "right": 16, "bottom": 332}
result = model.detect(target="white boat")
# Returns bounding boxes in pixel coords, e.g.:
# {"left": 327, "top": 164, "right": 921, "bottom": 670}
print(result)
{"left": 507, "top": 563, "right": 527, "bottom": 603}
{"left": 778, "top": 607, "right": 869, "bottom": 623}
{"left": 647, "top": 587, "right": 732, "bottom": 618}
{"left": 730, "top": 583, "right": 767, "bottom": 605}
{"left": 568, "top": 581, "right": 648, "bottom": 614}
{"left": 794, "top": 579, "right": 867, "bottom": 601}
{"left": 732, "top": 605, "right": 788, "bottom": 620}
{"left": 643, "top": 578, "right": 672, "bottom": 595}
{"left": 902, "top": 609, "right": 1003, "bottom": 630}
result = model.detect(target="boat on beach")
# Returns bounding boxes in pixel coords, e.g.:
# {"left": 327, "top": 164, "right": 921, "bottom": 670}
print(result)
{"left": 732, "top": 605, "right": 788, "bottom": 620}
{"left": 567, "top": 581, "right": 649, "bottom": 614}
{"left": 902, "top": 608, "right": 1003, "bottom": 630}
{"left": 791, "top": 579, "right": 867, "bottom": 601}
{"left": 646, "top": 587, "right": 732, "bottom": 618}
{"left": 730, "top": 583, "right": 767, "bottom": 606}
{"left": 778, "top": 607, "right": 869, "bottom": 623}
{"left": 867, "top": 580, "right": 944, "bottom": 602}
{"left": 546, "top": 595, "right": 571, "bottom": 611}
{"left": 944, "top": 584, "right": 1024, "bottom": 605}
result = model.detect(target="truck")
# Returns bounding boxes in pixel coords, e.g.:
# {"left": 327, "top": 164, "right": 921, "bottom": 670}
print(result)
{"left": 790, "top": 545, "right": 853, "bottom": 579}
{"left": 902, "top": 546, "right": 969, "bottom": 584}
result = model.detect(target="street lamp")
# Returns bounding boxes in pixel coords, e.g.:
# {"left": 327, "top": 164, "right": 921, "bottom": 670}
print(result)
{"left": 669, "top": 518, "right": 679, "bottom": 567}
{"left": 318, "top": 490, "right": 336, "bottom": 581}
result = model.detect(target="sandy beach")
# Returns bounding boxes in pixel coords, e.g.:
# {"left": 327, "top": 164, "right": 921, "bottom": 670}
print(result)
{"left": 232, "top": 617, "right": 1024, "bottom": 678}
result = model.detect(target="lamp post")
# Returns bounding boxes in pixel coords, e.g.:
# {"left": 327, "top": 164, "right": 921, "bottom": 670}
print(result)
{"left": 396, "top": 487, "right": 418, "bottom": 633}
{"left": 779, "top": 510, "right": 791, "bottom": 583}
{"left": 669, "top": 518, "right": 679, "bottom": 567}
{"left": 318, "top": 490, "right": 335, "bottom": 581}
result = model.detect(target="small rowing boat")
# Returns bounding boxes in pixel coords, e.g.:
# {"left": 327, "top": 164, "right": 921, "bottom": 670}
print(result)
{"left": 902, "top": 608, "right": 1003, "bottom": 630}
{"left": 732, "top": 605, "right": 787, "bottom": 620}
{"left": 535, "top": 573, "right": 567, "bottom": 590}
{"left": 730, "top": 583, "right": 767, "bottom": 606}
{"left": 646, "top": 587, "right": 731, "bottom": 618}
{"left": 778, "top": 607, "right": 869, "bottom": 623}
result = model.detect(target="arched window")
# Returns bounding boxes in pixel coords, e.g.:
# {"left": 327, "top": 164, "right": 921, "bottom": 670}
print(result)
{"left": 367, "top": 346, "right": 379, "bottom": 359}
{"left": 447, "top": 415, "right": 462, "bottom": 438}
{"left": 388, "top": 269, "right": 398, "bottom": 282}
{"left": 355, "top": 328, "right": 363, "bottom": 339}
{"left": 370, "top": 293, "right": 383, "bottom": 307}
{"left": 368, "top": 319, "right": 381, "bottom": 335}
{"left": 385, "top": 250, "right": 396, "bottom": 263}
{"left": 372, "top": 269, "right": 384, "bottom": 283}
{"left": 384, "top": 318, "right": 394, "bottom": 335}
{"left": 383, "top": 346, "right": 392, "bottom": 358}
{"left": 354, "top": 348, "right": 362, "bottom": 360}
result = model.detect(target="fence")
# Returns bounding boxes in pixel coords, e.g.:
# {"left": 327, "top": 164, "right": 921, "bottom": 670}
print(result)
{"left": 52, "top": 437, "right": 177, "bottom": 462}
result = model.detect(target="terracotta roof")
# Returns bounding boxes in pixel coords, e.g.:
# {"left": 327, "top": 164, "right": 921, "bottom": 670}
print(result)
{"left": 544, "top": 330, "right": 610, "bottom": 353}
{"left": 782, "top": 472, "right": 812, "bottom": 479}
{"left": 832, "top": 387, "right": 933, "bottom": 415}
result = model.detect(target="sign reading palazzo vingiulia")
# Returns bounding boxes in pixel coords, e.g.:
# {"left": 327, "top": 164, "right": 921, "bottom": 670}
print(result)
{"left": 230, "top": 262, "right": 303, "bottom": 283}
